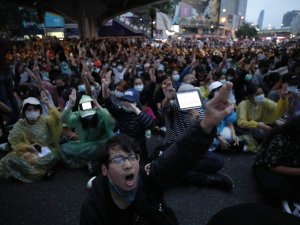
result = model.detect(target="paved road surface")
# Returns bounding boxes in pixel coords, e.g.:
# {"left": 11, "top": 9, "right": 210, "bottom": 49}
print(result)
{"left": 0, "top": 134, "right": 267, "bottom": 225}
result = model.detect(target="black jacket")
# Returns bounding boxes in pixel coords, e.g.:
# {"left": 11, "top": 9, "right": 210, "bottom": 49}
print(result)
{"left": 80, "top": 122, "right": 215, "bottom": 225}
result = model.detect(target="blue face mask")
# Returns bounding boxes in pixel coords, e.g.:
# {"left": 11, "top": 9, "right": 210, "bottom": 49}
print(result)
{"left": 117, "top": 66, "right": 124, "bottom": 72}
{"left": 245, "top": 74, "right": 253, "bottom": 81}
{"left": 172, "top": 74, "right": 180, "bottom": 82}
{"left": 254, "top": 94, "right": 265, "bottom": 104}
{"left": 221, "top": 68, "right": 227, "bottom": 74}
{"left": 219, "top": 79, "right": 227, "bottom": 84}
{"left": 108, "top": 176, "right": 140, "bottom": 205}
{"left": 78, "top": 84, "right": 86, "bottom": 92}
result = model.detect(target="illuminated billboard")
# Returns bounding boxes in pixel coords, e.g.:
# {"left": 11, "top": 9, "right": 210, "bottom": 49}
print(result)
{"left": 179, "top": 0, "right": 220, "bottom": 27}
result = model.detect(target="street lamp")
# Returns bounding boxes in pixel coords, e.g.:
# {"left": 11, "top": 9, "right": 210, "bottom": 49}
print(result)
{"left": 222, "top": 8, "right": 227, "bottom": 13}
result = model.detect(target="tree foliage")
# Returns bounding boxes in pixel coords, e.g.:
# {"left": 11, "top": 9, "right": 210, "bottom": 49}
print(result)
{"left": 0, "top": 1, "right": 38, "bottom": 37}
{"left": 235, "top": 23, "right": 258, "bottom": 39}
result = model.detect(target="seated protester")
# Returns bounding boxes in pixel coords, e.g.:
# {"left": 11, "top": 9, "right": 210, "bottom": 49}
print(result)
{"left": 236, "top": 84, "right": 289, "bottom": 142}
{"left": 139, "top": 71, "right": 157, "bottom": 117}
{"left": 159, "top": 80, "right": 233, "bottom": 191}
{"left": 286, "top": 78, "right": 300, "bottom": 118}
{"left": 216, "top": 74, "right": 237, "bottom": 108}
{"left": 60, "top": 90, "right": 115, "bottom": 169}
{"left": 171, "top": 70, "right": 181, "bottom": 91}
{"left": 133, "top": 77, "right": 144, "bottom": 93}
{"left": 0, "top": 101, "right": 12, "bottom": 144}
{"left": 265, "top": 72, "right": 282, "bottom": 102}
{"left": 199, "top": 72, "right": 213, "bottom": 100}
{"left": 206, "top": 82, "right": 242, "bottom": 152}
{"left": 134, "top": 76, "right": 158, "bottom": 131}
{"left": 110, "top": 80, "right": 128, "bottom": 108}
{"left": 253, "top": 115, "right": 300, "bottom": 217}
{"left": 161, "top": 80, "right": 205, "bottom": 146}
{"left": 0, "top": 97, "right": 61, "bottom": 182}
{"left": 153, "top": 75, "right": 170, "bottom": 129}
{"left": 102, "top": 71, "right": 157, "bottom": 163}
{"left": 232, "top": 67, "right": 250, "bottom": 105}
{"left": 80, "top": 82, "right": 235, "bottom": 225}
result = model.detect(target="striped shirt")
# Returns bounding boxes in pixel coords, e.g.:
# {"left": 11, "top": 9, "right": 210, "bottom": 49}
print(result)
{"left": 160, "top": 100, "right": 205, "bottom": 145}
{"left": 104, "top": 98, "right": 157, "bottom": 139}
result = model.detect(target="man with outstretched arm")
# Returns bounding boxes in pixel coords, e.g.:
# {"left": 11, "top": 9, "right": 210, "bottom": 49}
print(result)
{"left": 80, "top": 83, "right": 234, "bottom": 225}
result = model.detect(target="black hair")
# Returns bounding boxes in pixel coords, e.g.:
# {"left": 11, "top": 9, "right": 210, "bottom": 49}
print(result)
{"left": 80, "top": 113, "right": 98, "bottom": 130}
{"left": 141, "top": 72, "right": 151, "bottom": 81}
{"left": 97, "top": 134, "right": 140, "bottom": 167}
{"left": 263, "top": 115, "right": 300, "bottom": 146}
{"left": 246, "top": 84, "right": 259, "bottom": 97}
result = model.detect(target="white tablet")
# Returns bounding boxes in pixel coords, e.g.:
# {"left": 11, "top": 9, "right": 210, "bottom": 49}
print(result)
{"left": 176, "top": 89, "right": 202, "bottom": 111}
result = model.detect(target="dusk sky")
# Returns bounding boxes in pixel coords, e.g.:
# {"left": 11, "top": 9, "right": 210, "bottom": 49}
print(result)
{"left": 245, "top": 0, "right": 300, "bottom": 29}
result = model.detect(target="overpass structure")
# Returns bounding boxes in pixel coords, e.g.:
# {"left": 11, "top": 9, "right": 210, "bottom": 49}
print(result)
{"left": 9, "top": 0, "right": 166, "bottom": 38}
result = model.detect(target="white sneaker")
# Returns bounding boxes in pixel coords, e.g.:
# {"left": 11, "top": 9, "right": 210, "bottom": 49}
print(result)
{"left": 282, "top": 200, "right": 292, "bottom": 214}
{"left": 282, "top": 200, "right": 300, "bottom": 217}
{"left": 87, "top": 176, "right": 96, "bottom": 189}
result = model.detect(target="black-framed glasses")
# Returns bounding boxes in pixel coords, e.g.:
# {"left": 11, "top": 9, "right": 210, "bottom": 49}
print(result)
{"left": 108, "top": 153, "right": 139, "bottom": 165}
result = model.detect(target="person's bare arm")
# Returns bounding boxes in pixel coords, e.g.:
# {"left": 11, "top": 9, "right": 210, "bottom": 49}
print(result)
{"left": 271, "top": 166, "right": 300, "bottom": 176}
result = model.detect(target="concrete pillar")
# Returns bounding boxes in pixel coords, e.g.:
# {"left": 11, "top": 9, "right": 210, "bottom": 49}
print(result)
{"left": 78, "top": 17, "right": 98, "bottom": 39}
{"left": 77, "top": 0, "right": 98, "bottom": 39}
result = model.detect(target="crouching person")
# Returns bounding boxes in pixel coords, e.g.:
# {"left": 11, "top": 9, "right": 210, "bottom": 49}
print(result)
{"left": 60, "top": 89, "right": 115, "bottom": 169}
{"left": 80, "top": 83, "right": 235, "bottom": 225}
{"left": 0, "top": 97, "right": 61, "bottom": 182}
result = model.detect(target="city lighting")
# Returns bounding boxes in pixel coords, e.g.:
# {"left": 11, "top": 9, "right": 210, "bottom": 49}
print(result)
{"left": 220, "top": 17, "right": 227, "bottom": 23}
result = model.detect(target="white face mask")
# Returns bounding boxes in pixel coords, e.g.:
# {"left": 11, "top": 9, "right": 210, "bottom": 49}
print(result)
{"left": 254, "top": 94, "right": 265, "bottom": 104}
{"left": 25, "top": 111, "right": 40, "bottom": 121}
{"left": 114, "top": 90, "right": 124, "bottom": 98}
{"left": 134, "top": 85, "right": 144, "bottom": 92}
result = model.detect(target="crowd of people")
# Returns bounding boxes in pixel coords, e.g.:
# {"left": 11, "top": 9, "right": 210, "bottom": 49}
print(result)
{"left": 0, "top": 35, "right": 300, "bottom": 224}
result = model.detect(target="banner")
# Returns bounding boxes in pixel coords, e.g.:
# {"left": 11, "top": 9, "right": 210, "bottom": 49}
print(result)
{"left": 156, "top": 12, "right": 172, "bottom": 31}
{"left": 179, "top": 0, "right": 220, "bottom": 26}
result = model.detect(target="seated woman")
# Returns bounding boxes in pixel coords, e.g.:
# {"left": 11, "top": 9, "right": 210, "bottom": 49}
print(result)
{"left": 60, "top": 89, "right": 115, "bottom": 169}
{"left": 159, "top": 80, "right": 234, "bottom": 191}
{"left": 206, "top": 82, "right": 241, "bottom": 152}
{"left": 236, "top": 84, "right": 289, "bottom": 142}
{"left": 0, "top": 97, "right": 61, "bottom": 182}
{"left": 253, "top": 115, "right": 300, "bottom": 216}
{"left": 103, "top": 78, "right": 157, "bottom": 163}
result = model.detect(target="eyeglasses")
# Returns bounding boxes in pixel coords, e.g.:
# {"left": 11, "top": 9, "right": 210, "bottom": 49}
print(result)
{"left": 108, "top": 153, "right": 139, "bottom": 165}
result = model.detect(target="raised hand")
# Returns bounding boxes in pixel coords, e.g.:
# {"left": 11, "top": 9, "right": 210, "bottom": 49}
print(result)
{"left": 102, "top": 70, "right": 112, "bottom": 88}
{"left": 162, "top": 80, "right": 176, "bottom": 100}
{"left": 69, "top": 88, "right": 77, "bottom": 106}
{"left": 40, "top": 91, "right": 49, "bottom": 106}
{"left": 201, "top": 82, "right": 234, "bottom": 133}
{"left": 280, "top": 83, "right": 289, "bottom": 98}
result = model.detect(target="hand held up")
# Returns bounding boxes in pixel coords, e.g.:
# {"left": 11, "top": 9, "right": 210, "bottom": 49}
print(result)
{"left": 201, "top": 82, "right": 234, "bottom": 133}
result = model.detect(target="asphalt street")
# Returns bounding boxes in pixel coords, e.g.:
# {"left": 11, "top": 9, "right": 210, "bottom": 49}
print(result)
{"left": 0, "top": 134, "right": 268, "bottom": 225}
